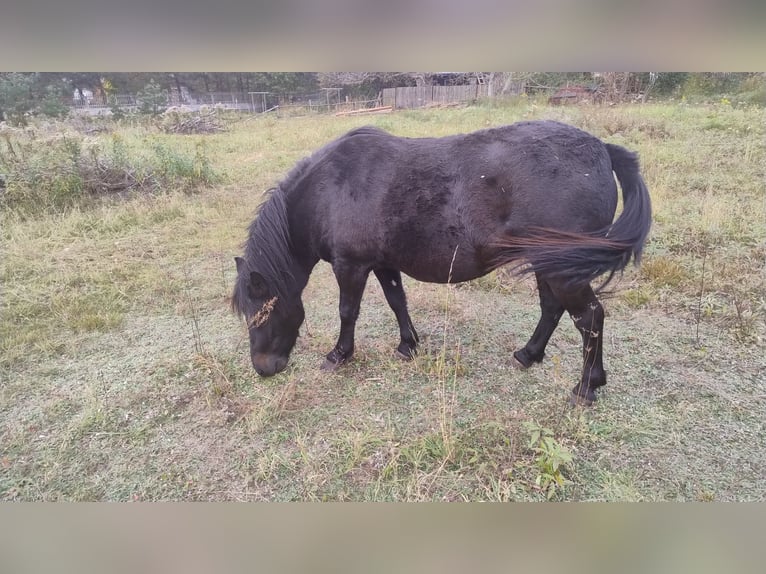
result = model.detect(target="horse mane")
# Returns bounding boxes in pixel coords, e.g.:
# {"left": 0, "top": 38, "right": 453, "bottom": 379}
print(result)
{"left": 232, "top": 183, "right": 298, "bottom": 317}
{"left": 343, "top": 126, "right": 388, "bottom": 138}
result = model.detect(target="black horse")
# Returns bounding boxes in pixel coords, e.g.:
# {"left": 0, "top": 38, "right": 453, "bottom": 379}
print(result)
{"left": 232, "top": 121, "right": 651, "bottom": 405}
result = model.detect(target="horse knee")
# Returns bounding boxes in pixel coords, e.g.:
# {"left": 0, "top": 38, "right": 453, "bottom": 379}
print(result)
{"left": 339, "top": 305, "right": 359, "bottom": 323}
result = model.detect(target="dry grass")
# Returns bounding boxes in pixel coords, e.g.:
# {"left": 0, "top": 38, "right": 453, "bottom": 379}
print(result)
{"left": 1, "top": 102, "right": 764, "bottom": 500}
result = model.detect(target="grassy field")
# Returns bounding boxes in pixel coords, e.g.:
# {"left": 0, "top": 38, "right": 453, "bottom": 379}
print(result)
{"left": 1, "top": 101, "right": 764, "bottom": 501}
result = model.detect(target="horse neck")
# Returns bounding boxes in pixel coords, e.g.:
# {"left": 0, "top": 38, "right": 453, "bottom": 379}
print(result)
{"left": 247, "top": 202, "right": 316, "bottom": 303}
{"left": 285, "top": 253, "right": 315, "bottom": 298}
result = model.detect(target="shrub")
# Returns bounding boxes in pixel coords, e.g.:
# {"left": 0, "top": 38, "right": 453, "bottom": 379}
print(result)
{"left": 736, "top": 74, "right": 766, "bottom": 107}
{"left": 0, "top": 124, "right": 221, "bottom": 215}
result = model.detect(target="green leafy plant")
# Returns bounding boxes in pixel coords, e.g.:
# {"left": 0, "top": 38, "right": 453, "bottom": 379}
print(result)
{"left": 149, "top": 140, "right": 220, "bottom": 190}
{"left": 522, "top": 421, "right": 573, "bottom": 499}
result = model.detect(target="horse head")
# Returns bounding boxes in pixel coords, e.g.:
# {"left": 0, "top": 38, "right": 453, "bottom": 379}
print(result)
{"left": 233, "top": 256, "right": 304, "bottom": 376}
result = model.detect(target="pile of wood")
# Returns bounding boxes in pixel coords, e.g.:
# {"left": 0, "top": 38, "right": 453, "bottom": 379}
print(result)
{"left": 161, "top": 108, "right": 225, "bottom": 134}
{"left": 80, "top": 156, "right": 158, "bottom": 195}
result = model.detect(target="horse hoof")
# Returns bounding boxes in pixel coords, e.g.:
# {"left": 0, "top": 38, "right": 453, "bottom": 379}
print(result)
{"left": 511, "top": 356, "right": 528, "bottom": 370}
{"left": 394, "top": 349, "right": 414, "bottom": 361}
{"left": 512, "top": 349, "right": 543, "bottom": 369}
{"left": 568, "top": 392, "right": 596, "bottom": 407}
{"left": 321, "top": 358, "right": 344, "bottom": 372}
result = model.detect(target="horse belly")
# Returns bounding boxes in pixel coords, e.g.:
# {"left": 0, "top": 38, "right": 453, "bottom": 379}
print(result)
{"left": 396, "top": 243, "right": 490, "bottom": 284}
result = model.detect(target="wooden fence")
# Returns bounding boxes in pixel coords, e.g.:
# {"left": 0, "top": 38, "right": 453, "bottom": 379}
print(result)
{"left": 382, "top": 82, "right": 524, "bottom": 109}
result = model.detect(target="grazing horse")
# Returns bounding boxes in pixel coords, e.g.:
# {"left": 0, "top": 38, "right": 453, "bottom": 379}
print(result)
{"left": 232, "top": 121, "right": 651, "bottom": 405}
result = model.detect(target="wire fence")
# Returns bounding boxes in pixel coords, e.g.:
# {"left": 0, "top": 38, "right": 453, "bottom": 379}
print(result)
{"left": 66, "top": 84, "right": 518, "bottom": 117}
{"left": 68, "top": 90, "right": 376, "bottom": 114}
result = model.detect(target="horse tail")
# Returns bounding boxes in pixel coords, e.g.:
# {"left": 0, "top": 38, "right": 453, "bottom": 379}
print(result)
{"left": 493, "top": 143, "right": 652, "bottom": 291}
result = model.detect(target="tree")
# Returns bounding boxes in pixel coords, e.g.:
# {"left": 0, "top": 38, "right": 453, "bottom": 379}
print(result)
{"left": 0, "top": 73, "right": 36, "bottom": 126}
{"left": 317, "top": 73, "right": 416, "bottom": 98}
{"left": 39, "top": 83, "right": 69, "bottom": 119}
{"left": 137, "top": 79, "right": 167, "bottom": 116}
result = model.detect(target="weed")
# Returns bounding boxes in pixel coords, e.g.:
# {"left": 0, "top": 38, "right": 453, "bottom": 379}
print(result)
{"left": 695, "top": 250, "right": 707, "bottom": 344}
{"left": 621, "top": 286, "right": 654, "bottom": 308}
{"left": 522, "top": 421, "right": 574, "bottom": 499}
{"left": 731, "top": 294, "right": 760, "bottom": 344}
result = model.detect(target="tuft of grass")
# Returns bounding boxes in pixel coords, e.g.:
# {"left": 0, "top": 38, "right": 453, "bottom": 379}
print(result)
{"left": 640, "top": 255, "right": 690, "bottom": 288}
{"left": 620, "top": 286, "right": 654, "bottom": 309}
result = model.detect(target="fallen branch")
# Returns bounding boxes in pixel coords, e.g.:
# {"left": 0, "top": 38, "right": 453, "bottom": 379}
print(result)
{"left": 334, "top": 105, "right": 393, "bottom": 117}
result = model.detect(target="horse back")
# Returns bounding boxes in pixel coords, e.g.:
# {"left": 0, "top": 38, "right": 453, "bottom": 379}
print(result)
{"left": 288, "top": 122, "right": 619, "bottom": 283}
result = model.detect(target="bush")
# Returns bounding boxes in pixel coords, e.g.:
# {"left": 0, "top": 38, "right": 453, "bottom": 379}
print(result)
{"left": 652, "top": 72, "right": 688, "bottom": 95}
{"left": 736, "top": 74, "right": 766, "bottom": 107}
{"left": 149, "top": 140, "right": 219, "bottom": 189}
{"left": 0, "top": 123, "right": 221, "bottom": 215}
{"left": 681, "top": 73, "right": 743, "bottom": 98}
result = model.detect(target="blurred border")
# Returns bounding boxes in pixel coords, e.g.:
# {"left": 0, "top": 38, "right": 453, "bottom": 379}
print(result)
{"left": 2, "top": 3, "right": 765, "bottom": 572}
{"left": 1, "top": 0, "right": 765, "bottom": 70}
{"left": 1, "top": 504, "right": 764, "bottom": 573}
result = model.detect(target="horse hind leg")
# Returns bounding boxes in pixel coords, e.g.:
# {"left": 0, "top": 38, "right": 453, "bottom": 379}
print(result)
{"left": 373, "top": 268, "right": 419, "bottom": 359}
{"left": 551, "top": 282, "right": 607, "bottom": 406}
{"left": 513, "top": 273, "right": 564, "bottom": 369}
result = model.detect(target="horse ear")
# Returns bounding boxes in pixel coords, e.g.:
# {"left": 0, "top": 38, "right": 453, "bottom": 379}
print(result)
{"left": 248, "top": 271, "right": 269, "bottom": 299}
{"left": 234, "top": 256, "right": 245, "bottom": 273}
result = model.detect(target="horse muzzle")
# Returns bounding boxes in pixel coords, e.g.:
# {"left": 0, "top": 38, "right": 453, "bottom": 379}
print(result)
{"left": 252, "top": 354, "right": 288, "bottom": 377}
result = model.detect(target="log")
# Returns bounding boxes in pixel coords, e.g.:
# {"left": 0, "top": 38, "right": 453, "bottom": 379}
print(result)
{"left": 334, "top": 105, "right": 393, "bottom": 117}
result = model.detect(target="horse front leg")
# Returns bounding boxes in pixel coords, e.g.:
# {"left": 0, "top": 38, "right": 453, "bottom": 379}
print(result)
{"left": 321, "top": 262, "right": 370, "bottom": 371}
